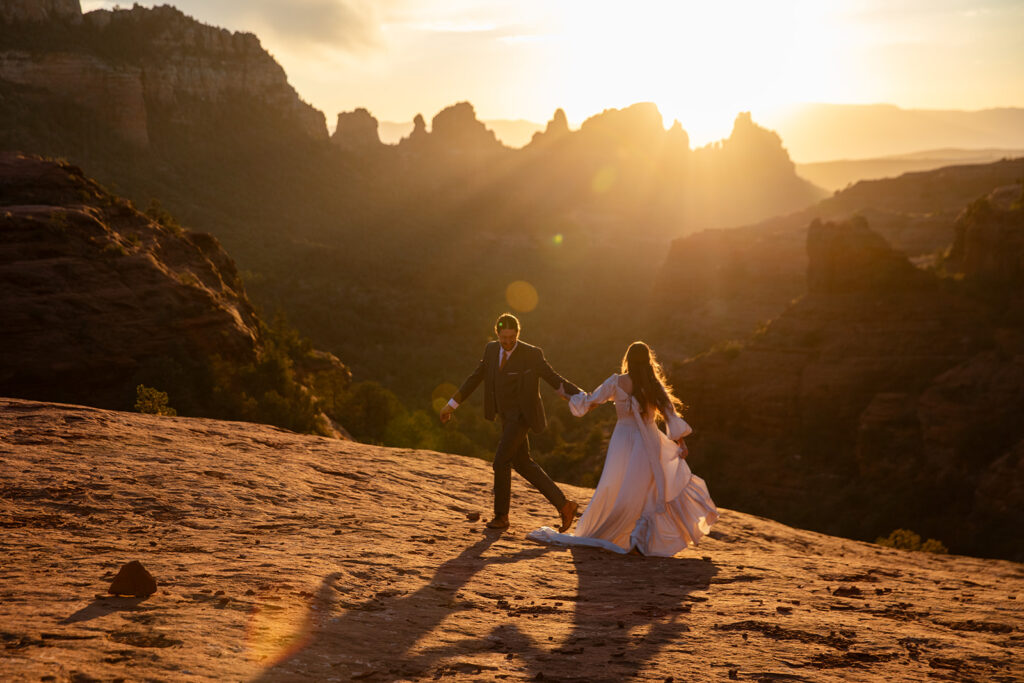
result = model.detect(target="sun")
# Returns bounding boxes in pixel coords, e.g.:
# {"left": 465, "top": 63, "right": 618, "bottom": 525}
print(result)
{"left": 550, "top": 0, "right": 843, "bottom": 145}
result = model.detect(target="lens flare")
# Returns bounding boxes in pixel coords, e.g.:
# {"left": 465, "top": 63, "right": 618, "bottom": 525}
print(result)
{"left": 505, "top": 280, "right": 539, "bottom": 313}
{"left": 552, "top": 233, "right": 563, "bottom": 246}
{"left": 431, "top": 382, "right": 458, "bottom": 412}
{"left": 246, "top": 594, "right": 316, "bottom": 668}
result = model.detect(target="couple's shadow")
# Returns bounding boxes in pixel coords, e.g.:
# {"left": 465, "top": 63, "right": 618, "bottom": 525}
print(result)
{"left": 252, "top": 531, "right": 717, "bottom": 681}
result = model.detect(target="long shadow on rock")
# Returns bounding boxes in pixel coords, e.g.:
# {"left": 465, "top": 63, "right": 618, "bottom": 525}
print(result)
{"left": 409, "top": 546, "right": 719, "bottom": 681}
{"left": 251, "top": 533, "right": 556, "bottom": 681}
{"left": 60, "top": 596, "right": 150, "bottom": 624}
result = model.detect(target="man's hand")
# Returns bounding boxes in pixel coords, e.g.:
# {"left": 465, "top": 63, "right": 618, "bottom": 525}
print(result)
{"left": 556, "top": 383, "right": 570, "bottom": 401}
{"left": 439, "top": 403, "right": 455, "bottom": 424}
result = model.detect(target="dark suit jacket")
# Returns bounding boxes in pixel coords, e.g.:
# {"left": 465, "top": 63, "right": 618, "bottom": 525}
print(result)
{"left": 454, "top": 340, "right": 580, "bottom": 433}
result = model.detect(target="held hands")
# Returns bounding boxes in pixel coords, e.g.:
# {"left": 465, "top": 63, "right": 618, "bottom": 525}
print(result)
{"left": 555, "top": 383, "right": 570, "bottom": 401}
{"left": 439, "top": 403, "right": 455, "bottom": 424}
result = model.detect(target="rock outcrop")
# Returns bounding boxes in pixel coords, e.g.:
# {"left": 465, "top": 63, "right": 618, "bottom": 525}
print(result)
{"left": 0, "top": 3, "right": 326, "bottom": 147}
{"left": 670, "top": 215, "right": 1023, "bottom": 560}
{"left": 2, "top": 397, "right": 1021, "bottom": 681}
{"left": 652, "top": 159, "right": 1024, "bottom": 360}
{"left": 0, "top": 0, "right": 80, "bottom": 24}
{"left": 331, "top": 108, "right": 383, "bottom": 152}
{"left": 806, "top": 216, "right": 928, "bottom": 295}
{"left": 946, "top": 186, "right": 1024, "bottom": 283}
{"left": 0, "top": 152, "right": 261, "bottom": 409}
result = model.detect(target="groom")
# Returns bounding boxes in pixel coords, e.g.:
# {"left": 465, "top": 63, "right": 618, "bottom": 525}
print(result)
{"left": 440, "top": 313, "right": 581, "bottom": 532}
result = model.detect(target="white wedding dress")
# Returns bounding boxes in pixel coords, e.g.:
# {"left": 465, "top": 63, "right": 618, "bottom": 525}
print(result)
{"left": 527, "top": 374, "right": 718, "bottom": 557}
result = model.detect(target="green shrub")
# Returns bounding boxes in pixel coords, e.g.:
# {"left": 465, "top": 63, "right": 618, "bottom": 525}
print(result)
{"left": 875, "top": 528, "right": 947, "bottom": 554}
{"left": 134, "top": 384, "right": 177, "bottom": 416}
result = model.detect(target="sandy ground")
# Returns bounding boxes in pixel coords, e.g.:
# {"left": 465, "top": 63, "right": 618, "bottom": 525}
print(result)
{"left": 1, "top": 397, "right": 1021, "bottom": 682}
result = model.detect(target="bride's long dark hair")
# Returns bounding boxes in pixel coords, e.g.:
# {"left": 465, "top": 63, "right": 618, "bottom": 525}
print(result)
{"left": 620, "top": 341, "right": 683, "bottom": 418}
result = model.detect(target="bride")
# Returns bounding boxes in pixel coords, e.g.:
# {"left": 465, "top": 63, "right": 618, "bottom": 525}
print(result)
{"left": 529, "top": 342, "right": 717, "bottom": 556}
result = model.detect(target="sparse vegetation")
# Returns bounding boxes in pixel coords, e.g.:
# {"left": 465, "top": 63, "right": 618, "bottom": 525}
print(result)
{"left": 134, "top": 384, "right": 177, "bottom": 416}
{"left": 875, "top": 528, "right": 948, "bottom": 554}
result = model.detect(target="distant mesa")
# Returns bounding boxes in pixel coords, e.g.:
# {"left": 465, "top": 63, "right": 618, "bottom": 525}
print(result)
{"left": 395, "top": 101, "right": 504, "bottom": 156}
{"left": 331, "top": 108, "right": 382, "bottom": 152}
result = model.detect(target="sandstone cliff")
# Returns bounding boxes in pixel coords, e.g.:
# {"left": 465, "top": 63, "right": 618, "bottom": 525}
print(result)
{"left": 0, "top": 0, "right": 80, "bottom": 24}
{"left": 669, "top": 215, "right": 1024, "bottom": 560}
{"left": 1, "top": 398, "right": 1021, "bottom": 681}
{"left": 0, "top": 3, "right": 326, "bottom": 147}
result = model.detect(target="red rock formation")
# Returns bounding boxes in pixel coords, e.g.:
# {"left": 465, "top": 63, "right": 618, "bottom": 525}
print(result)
{"left": 331, "top": 108, "right": 382, "bottom": 152}
{"left": 668, "top": 216, "right": 1024, "bottom": 559}
{"left": 946, "top": 186, "right": 1024, "bottom": 283}
{"left": 0, "top": 3, "right": 327, "bottom": 146}
{"left": 2, "top": 396, "right": 1022, "bottom": 681}
{"left": 0, "top": 152, "right": 261, "bottom": 408}
{"left": 652, "top": 159, "right": 1024, "bottom": 360}
{"left": 0, "top": 0, "right": 80, "bottom": 24}
{"left": 0, "top": 51, "right": 148, "bottom": 146}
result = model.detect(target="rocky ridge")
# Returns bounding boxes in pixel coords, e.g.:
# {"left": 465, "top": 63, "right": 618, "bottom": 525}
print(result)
{"left": 652, "top": 158, "right": 1024, "bottom": 356}
{"left": 0, "top": 397, "right": 1021, "bottom": 681}
{"left": 669, "top": 211, "right": 1024, "bottom": 560}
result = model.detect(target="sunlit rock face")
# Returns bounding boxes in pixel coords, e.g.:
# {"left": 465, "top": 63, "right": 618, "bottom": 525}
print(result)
{"left": 0, "top": 4, "right": 327, "bottom": 147}
{"left": 0, "top": 152, "right": 261, "bottom": 409}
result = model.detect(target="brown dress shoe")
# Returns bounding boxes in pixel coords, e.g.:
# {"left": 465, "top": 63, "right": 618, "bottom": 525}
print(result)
{"left": 486, "top": 515, "right": 510, "bottom": 529}
{"left": 558, "top": 500, "right": 578, "bottom": 533}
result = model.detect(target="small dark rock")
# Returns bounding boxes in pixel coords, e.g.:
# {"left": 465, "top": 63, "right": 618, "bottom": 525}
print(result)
{"left": 108, "top": 560, "right": 157, "bottom": 597}
{"left": 728, "top": 669, "right": 738, "bottom": 679}
{"left": 466, "top": 511, "right": 481, "bottom": 522}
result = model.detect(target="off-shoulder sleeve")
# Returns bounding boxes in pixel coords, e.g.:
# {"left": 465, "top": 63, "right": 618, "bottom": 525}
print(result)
{"left": 569, "top": 374, "right": 619, "bottom": 417}
{"left": 665, "top": 409, "right": 693, "bottom": 440}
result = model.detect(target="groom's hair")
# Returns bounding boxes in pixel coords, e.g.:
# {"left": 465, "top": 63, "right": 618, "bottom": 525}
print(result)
{"left": 495, "top": 313, "right": 520, "bottom": 334}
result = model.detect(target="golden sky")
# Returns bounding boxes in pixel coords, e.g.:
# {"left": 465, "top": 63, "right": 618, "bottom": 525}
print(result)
{"left": 83, "top": 0, "right": 1024, "bottom": 146}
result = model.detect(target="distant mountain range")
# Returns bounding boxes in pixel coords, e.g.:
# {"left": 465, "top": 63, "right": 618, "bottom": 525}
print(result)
{"left": 758, "top": 103, "right": 1024, "bottom": 163}
{"left": 796, "top": 148, "right": 1024, "bottom": 192}
{"left": 378, "top": 104, "right": 1024, "bottom": 190}
{"left": 381, "top": 106, "right": 1024, "bottom": 165}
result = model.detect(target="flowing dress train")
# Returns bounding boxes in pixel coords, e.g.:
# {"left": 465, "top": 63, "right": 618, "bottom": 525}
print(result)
{"left": 527, "top": 374, "right": 718, "bottom": 557}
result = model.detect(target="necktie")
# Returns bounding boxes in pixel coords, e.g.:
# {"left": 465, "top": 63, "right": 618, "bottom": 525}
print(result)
{"left": 500, "top": 350, "right": 509, "bottom": 370}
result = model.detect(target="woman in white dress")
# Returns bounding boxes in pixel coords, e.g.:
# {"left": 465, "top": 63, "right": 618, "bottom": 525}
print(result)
{"left": 529, "top": 342, "right": 717, "bottom": 556}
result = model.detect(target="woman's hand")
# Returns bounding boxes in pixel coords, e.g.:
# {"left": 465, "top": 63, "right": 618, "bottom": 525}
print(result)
{"left": 676, "top": 438, "right": 688, "bottom": 459}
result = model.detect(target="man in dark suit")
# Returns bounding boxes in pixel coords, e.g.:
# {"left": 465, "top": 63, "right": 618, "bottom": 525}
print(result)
{"left": 440, "top": 313, "right": 580, "bottom": 531}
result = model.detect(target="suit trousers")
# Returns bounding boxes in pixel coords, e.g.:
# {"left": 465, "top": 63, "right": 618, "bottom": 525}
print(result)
{"left": 493, "top": 411, "right": 566, "bottom": 516}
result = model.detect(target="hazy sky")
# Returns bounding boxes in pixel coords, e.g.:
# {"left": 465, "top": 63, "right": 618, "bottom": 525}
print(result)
{"left": 83, "top": 0, "right": 1024, "bottom": 145}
